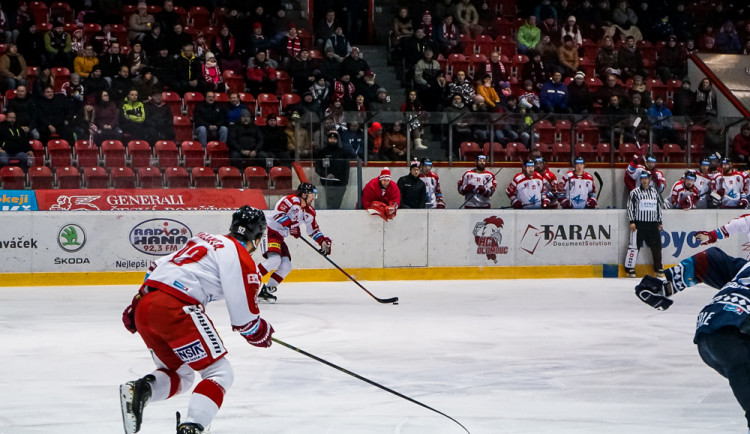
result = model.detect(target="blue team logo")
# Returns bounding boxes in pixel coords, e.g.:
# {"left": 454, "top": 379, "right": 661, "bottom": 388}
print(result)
{"left": 174, "top": 340, "right": 208, "bottom": 363}
{"left": 571, "top": 194, "right": 585, "bottom": 206}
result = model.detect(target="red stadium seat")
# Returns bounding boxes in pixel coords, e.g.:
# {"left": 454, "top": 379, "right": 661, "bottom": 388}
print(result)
{"left": 269, "top": 166, "right": 292, "bottom": 190}
{"left": 505, "top": 142, "right": 528, "bottom": 162}
{"left": 173, "top": 116, "right": 193, "bottom": 142}
{"left": 0, "top": 166, "right": 26, "bottom": 189}
{"left": 281, "top": 93, "right": 301, "bottom": 112}
{"left": 137, "top": 167, "right": 163, "bottom": 189}
{"left": 28, "top": 166, "right": 54, "bottom": 189}
{"left": 127, "top": 140, "right": 153, "bottom": 169}
{"left": 29, "top": 140, "right": 45, "bottom": 166}
{"left": 244, "top": 166, "right": 269, "bottom": 189}
{"left": 223, "top": 69, "right": 245, "bottom": 94}
{"left": 555, "top": 120, "right": 572, "bottom": 145}
{"left": 183, "top": 92, "right": 204, "bottom": 119}
{"left": 188, "top": 6, "right": 210, "bottom": 28}
{"left": 217, "top": 166, "right": 243, "bottom": 188}
{"left": 474, "top": 34, "right": 497, "bottom": 56}
{"left": 214, "top": 92, "right": 229, "bottom": 104}
{"left": 83, "top": 166, "right": 109, "bottom": 189}
{"left": 495, "top": 35, "right": 516, "bottom": 57}
{"left": 162, "top": 91, "right": 183, "bottom": 116}
{"left": 482, "top": 142, "right": 505, "bottom": 162}
{"left": 101, "top": 140, "right": 126, "bottom": 168}
{"left": 256, "top": 93, "right": 279, "bottom": 119}
{"left": 110, "top": 24, "right": 128, "bottom": 46}
{"left": 460, "top": 141, "right": 482, "bottom": 161}
{"left": 164, "top": 166, "right": 190, "bottom": 188}
{"left": 467, "top": 53, "right": 487, "bottom": 77}
{"left": 180, "top": 140, "right": 205, "bottom": 169}
{"left": 51, "top": 67, "right": 70, "bottom": 92}
{"left": 619, "top": 142, "right": 639, "bottom": 162}
{"left": 660, "top": 143, "right": 682, "bottom": 163}
{"left": 56, "top": 166, "right": 80, "bottom": 189}
{"left": 276, "top": 70, "right": 292, "bottom": 95}
{"left": 573, "top": 142, "right": 597, "bottom": 162}
{"left": 535, "top": 120, "right": 555, "bottom": 144}
{"left": 446, "top": 53, "right": 469, "bottom": 76}
{"left": 47, "top": 139, "right": 72, "bottom": 168}
{"left": 110, "top": 166, "right": 136, "bottom": 189}
{"left": 206, "top": 141, "right": 229, "bottom": 170}
{"left": 550, "top": 142, "right": 572, "bottom": 162}
{"left": 73, "top": 139, "right": 99, "bottom": 168}
{"left": 596, "top": 143, "right": 612, "bottom": 162}
{"left": 154, "top": 140, "right": 179, "bottom": 169}
{"left": 82, "top": 23, "right": 101, "bottom": 42}
{"left": 191, "top": 167, "right": 216, "bottom": 188}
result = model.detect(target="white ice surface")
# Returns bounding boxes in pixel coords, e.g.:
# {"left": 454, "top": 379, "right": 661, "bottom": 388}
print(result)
{"left": 0, "top": 278, "right": 745, "bottom": 434}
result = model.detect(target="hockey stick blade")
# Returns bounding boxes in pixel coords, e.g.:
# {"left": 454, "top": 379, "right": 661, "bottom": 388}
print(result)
{"left": 594, "top": 171, "right": 604, "bottom": 199}
{"left": 272, "top": 338, "right": 470, "bottom": 433}
{"left": 300, "top": 236, "right": 399, "bottom": 304}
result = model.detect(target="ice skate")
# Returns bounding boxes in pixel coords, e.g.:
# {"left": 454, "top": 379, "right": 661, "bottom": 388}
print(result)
{"left": 176, "top": 411, "right": 205, "bottom": 433}
{"left": 258, "top": 284, "right": 277, "bottom": 303}
{"left": 120, "top": 374, "right": 154, "bottom": 434}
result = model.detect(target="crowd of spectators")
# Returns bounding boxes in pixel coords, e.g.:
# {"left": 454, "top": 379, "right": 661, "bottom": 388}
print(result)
{"left": 1, "top": 0, "right": 750, "bottom": 187}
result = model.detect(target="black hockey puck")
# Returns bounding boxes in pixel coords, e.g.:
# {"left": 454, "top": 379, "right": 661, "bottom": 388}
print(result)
{"left": 393, "top": 302, "right": 399, "bottom": 305}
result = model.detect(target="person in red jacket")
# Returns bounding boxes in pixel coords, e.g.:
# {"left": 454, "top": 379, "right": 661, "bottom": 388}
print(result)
{"left": 361, "top": 168, "right": 401, "bottom": 220}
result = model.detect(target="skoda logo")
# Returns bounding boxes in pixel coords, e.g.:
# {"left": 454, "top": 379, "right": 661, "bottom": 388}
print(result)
{"left": 58, "top": 224, "right": 86, "bottom": 252}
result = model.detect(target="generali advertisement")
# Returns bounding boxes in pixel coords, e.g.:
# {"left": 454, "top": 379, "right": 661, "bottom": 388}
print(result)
{"left": 34, "top": 189, "right": 267, "bottom": 211}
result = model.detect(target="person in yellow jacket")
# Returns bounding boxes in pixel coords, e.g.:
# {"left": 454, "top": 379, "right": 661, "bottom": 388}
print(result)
{"left": 120, "top": 89, "right": 147, "bottom": 139}
{"left": 73, "top": 44, "right": 99, "bottom": 78}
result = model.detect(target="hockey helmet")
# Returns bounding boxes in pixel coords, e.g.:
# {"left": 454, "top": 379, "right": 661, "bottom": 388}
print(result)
{"left": 229, "top": 205, "right": 267, "bottom": 243}
{"left": 574, "top": 156, "right": 585, "bottom": 165}
{"left": 524, "top": 159, "right": 535, "bottom": 167}
{"left": 421, "top": 157, "right": 433, "bottom": 167}
{"left": 297, "top": 182, "right": 317, "bottom": 196}
{"left": 684, "top": 170, "right": 697, "bottom": 180}
{"left": 645, "top": 154, "right": 657, "bottom": 163}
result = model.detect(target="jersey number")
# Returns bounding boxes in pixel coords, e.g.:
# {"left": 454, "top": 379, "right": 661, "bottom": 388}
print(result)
{"left": 169, "top": 241, "right": 208, "bottom": 266}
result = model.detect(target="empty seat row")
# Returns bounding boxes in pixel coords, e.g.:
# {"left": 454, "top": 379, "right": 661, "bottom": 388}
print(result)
{"left": 0, "top": 165, "right": 292, "bottom": 190}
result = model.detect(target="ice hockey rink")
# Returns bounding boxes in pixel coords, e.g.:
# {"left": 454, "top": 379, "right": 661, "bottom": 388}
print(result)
{"left": 1, "top": 278, "right": 746, "bottom": 434}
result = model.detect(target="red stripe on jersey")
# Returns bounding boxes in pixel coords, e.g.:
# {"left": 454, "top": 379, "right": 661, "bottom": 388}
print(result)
{"left": 193, "top": 379, "right": 226, "bottom": 408}
{"left": 229, "top": 237, "right": 261, "bottom": 315}
{"left": 158, "top": 368, "right": 182, "bottom": 398}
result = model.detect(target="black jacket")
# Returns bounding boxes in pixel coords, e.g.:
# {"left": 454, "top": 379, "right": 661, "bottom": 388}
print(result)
{"left": 228, "top": 122, "right": 264, "bottom": 153}
{"left": 0, "top": 121, "right": 30, "bottom": 154}
{"left": 6, "top": 96, "right": 37, "bottom": 130}
{"left": 315, "top": 142, "right": 351, "bottom": 186}
{"left": 36, "top": 94, "right": 72, "bottom": 129}
{"left": 194, "top": 102, "right": 228, "bottom": 128}
{"left": 397, "top": 173, "right": 427, "bottom": 208}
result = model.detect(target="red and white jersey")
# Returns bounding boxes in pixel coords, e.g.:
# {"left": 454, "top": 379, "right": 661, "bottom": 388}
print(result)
{"left": 143, "top": 232, "right": 262, "bottom": 328}
{"left": 457, "top": 169, "right": 497, "bottom": 208}
{"left": 669, "top": 180, "right": 700, "bottom": 209}
{"left": 506, "top": 172, "right": 546, "bottom": 208}
{"left": 538, "top": 168, "right": 558, "bottom": 195}
{"left": 694, "top": 171, "right": 711, "bottom": 209}
{"left": 715, "top": 171, "right": 747, "bottom": 208}
{"left": 420, "top": 171, "right": 443, "bottom": 209}
{"left": 559, "top": 171, "right": 595, "bottom": 209}
{"left": 267, "top": 194, "right": 324, "bottom": 240}
{"left": 626, "top": 163, "right": 666, "bottom": 193}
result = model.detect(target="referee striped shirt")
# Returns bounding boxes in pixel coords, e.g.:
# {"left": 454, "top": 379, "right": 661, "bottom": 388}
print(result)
{"left": 627, "top": 187, "right": 663, "bottom": 223}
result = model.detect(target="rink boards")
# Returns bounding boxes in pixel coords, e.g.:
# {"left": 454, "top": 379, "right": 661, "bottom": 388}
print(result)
{"left": 0, "top": 209, "right": 746, "bottom": 286}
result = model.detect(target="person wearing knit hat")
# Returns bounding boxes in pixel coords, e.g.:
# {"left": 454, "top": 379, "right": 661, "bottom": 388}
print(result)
{"left": 397, "top": 159, "right": 427, "bottom": 209}
{"left": 362, "top": 167, "right": 401, "bottom": 220}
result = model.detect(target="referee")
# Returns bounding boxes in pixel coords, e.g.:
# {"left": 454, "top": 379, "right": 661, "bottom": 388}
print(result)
{"left": 626, "top": 171, "right": 664, "bottom": 278}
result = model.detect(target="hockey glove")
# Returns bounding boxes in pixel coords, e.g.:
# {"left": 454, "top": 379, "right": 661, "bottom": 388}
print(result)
{"left": 234, "top": 317, "right": 274, "bottom": 348}
{"left": 586, "top": 197, "right": 598, "bottom": 209}
{"left": 462, "top": 184, "right": 475, "bottom": 195}
{"left": 511, "top": 199, "right": 523, "bottom": 209}
{"left": 122, "top": 292, "right": 142, "bottom": 334}
{"left": 694, "top": 230, "right": 720, "bottom": 245}
{"left": 482, "top": 187, "right": 493, "bottom": 197}
{"left": 436, "top": 199, "right": 446, "bottom": 209}
{"left": 386, "top": 203, "right": 398, "bottom": 219}
{"left": 542, "top": 196, "right": 551, "bottom": 208}
{"left": 317, "top": 236, "right": 332, "bottom": 255}
{"left": 679, "top": 195, "right": 693, "bottom": 210}
{"left": 476, "top": 185, "right": 487, "bottom": 196}
{"left": 635, "top": 275, "right": 674, "bottom": 311}
{"left": 740, "top": 198, "right": 748, "bottom": 208}
{"left": 289, "top": 226, "right": 301, "bottom": 238}
{"left": 560, "top": 198, "right": 571, "bottom": 209}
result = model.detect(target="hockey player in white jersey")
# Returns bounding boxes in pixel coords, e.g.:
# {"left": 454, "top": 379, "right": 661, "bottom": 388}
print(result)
{"left": 625, "top": 153, "right": 666, "bottom": 193}
{"left": 694, "top": 158, "right": 712, "bottom": 209}
{"left": 419, "top": 158, "right": 446, "bottom": 209}
{"left": 506, "top": 159, "right": 548, "bottom": 209}
{"left": 457, "top": 154, "right": 497, "bottom": 209}
{"left": 669, "top": 170, "right": 700, "bottom": 209}
{"left": 258, "top": 182, "right": 332, "bottom": 302}
{"left": 713, "top": 158, "right": 748, "bottom": 209}
{"left": 119, "top": 206, "right": 273, "bottom": 434}
{"left": 559, "top": 156, "right": 597, "bottom": 209}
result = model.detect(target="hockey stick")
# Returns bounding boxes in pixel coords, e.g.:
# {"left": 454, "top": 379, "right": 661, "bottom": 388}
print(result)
{"left": 458, "top": 167, "right": 503, "bottom": 209}
{"left": 272, "top": 337, "right": 471, "bottom": 434}
{"left": 300, "top": 236, "right": 399, "bottom": 304}
{"left": 593, "top": 171, "right": 604, "bottom": 199}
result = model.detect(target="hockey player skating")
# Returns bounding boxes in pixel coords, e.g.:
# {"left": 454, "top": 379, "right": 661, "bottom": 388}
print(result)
{"left": 558, "top": 156, "right": 597, "bottom": 209}
{"left": 119, "top": 206, "right": 274, "bottom": 434}
{"left": 669, "top": 170, "right": 700, "bottom": 210}
{"left": 634, "top": 214, "right": 750, "bottom": 432}
{"left": 258, "top": 182, "right": 332, "bottom": 303}
{"left": 419, "top": 158, "right": 446, "bottom": 209}
{"left": 457, "top": 154, "right": 497, "bottom": 209}
{"left": 506, "top": 159, "right": 547, "bottom": 209}
{"left": 713, "top": 158, "right": 748, "bottom": 209}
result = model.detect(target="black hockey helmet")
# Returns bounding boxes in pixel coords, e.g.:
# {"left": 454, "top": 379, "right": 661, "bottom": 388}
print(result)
{"left": 297, "top": 182, "right": 317, "bottom": 196}
{"left": 229, "top": 205, "right": 266, "bottom": 243}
